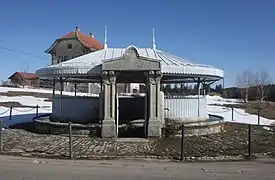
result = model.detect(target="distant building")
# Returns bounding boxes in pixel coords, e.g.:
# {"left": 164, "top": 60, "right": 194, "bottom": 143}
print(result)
{"left": 44, "top": 26, "right": 141, "bottom": 93}
{"left": 45, "top": 26, "right": 104, "bottom": 92}
{"left": 45, "top": 26, "right": 104, "bottom": 65}
{"left": 8, "top": 72, "right": 39, "bottom": 87}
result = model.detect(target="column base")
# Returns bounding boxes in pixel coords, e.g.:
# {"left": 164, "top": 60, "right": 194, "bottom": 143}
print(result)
{"left": 101, "top": 118, "right": 116, "bottom": 138}
{"left": 147, "top": 117, "right": 162, "bottom": 137}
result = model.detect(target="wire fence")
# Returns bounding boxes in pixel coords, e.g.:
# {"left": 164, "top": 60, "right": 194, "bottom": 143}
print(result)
{"left": 207, "top": 106, "right": 265, "bottom": 125}
{"left": 157, "top": 123, "right": 275, "bottom": 160}
{"left": 0, "top": 105, "right": 267, "bottom": 125}
{"left": 0, "top": 106, "right": 274, "bottom": 161}
{"left": 0, "top": 105, "right": 51, "bottom": 121}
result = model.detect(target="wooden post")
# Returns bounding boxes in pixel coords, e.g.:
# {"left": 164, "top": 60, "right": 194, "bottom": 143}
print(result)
{"left": 248, "top": 124, "right": 252, "bottom": 158}
{"left": 180, "top": 125, "right": 184, "bottom": 161}
{"left": 36, "top": 105, "right": 39, "bottom": 116}
{"left": 9, "top": 106, "right": 12, "bottom": 120}
{"left": 257, "top": 108, "right": 260, "bottom": 125}
{"left": 74, "top": 82, "right": 77, "bottom": 98}
{"left": 231, "top": 107, "right": 234, "bottom": 121}
{"left": 68, "top": 122, "right": 73, "bottom": 159}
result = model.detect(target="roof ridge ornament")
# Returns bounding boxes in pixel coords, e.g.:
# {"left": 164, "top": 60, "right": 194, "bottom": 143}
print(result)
{"left": 123, "top": 46, "right": 139, "bottom": 61}
{"left": 104, "top": 26, "right": 108, "bottom": 49}
{"left": 152, "top": 28, "right": 156, "bottom": 50}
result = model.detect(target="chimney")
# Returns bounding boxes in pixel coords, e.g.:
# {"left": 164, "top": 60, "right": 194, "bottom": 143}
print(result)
{"left": 75, "top": 26, "right": 80, "bottom": 32}
{"left": 89, "top": 32, "right": 94, "bottom": 38}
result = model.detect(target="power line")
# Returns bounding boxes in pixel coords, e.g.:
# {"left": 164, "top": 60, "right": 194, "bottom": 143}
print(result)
{"left": 0, "top": 45, "right": 48, "bottom": 61}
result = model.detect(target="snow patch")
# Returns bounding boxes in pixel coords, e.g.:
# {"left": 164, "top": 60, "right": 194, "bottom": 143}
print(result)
{"left": 0, "top": 86, "right": 273, "bottom": 127}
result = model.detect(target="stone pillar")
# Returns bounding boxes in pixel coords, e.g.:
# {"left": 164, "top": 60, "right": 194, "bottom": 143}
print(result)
{"left": 147, "top": 71, "right": 163, "bottom": 137}
{"left": 101, "top": 71, "right": 117, "bottom": 138}
{"left": 159, "top": 91, "right": 165, "bottom": 127}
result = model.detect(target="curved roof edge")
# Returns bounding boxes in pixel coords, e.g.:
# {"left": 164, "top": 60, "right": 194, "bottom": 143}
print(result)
{"left": 36, "top": 47, "right": 224, "bottom": 80}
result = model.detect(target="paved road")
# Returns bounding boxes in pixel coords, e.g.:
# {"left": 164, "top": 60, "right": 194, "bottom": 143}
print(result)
{"left": 1, "top": 155, "right": 275, "bottom": 180}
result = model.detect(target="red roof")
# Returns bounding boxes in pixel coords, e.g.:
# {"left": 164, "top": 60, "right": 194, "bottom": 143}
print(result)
{"left": 8, "top": 72, "right": 38, "bottom": 80}
{"left": 60, "top": 31, "right": 104, "bottom": 50}
{"left": 46, "top": 28, "right": 104, "bottom": 53}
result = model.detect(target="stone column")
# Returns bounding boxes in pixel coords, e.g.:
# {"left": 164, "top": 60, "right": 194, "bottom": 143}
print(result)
{"left": 159, "top": 91, "right": 165, "bottom": 127}
{"left": 99, "top": 81, "right": 103, "bottom": 124}
{"left": 156, "top": 71, "right": 162, "bottom": 119}
{"left": 147, "top": 71, "right": 163, "bottom": 137}
{"left": 101, "top": 71, "right": 117, "bottom": 138}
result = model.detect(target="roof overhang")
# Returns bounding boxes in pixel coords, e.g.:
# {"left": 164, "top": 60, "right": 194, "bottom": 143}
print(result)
{"left": 45, "top": 37, "right": 81, "bottom": 54}
{"left": 37, "top": 46, "right": 224, "bottom": 82}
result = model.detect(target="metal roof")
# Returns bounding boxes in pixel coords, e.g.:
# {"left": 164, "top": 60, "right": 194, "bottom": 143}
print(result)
{"left": 36, "top": 46, "right": 223, "bottom": 79}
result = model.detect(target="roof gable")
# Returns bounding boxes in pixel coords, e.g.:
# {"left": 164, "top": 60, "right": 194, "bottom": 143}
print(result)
{"left": 45, "top": 30, "right": 103, "bottom": 53}
{"left": 9, "top": 72, "right": 38, "bottom": 80}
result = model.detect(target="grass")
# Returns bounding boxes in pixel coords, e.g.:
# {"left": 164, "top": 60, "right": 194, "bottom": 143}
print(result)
{"left": 152, "top": 122, "right": 275, "bottom": 158}
{"left": 210, "top": 101, "right": 275, "bottom": 120}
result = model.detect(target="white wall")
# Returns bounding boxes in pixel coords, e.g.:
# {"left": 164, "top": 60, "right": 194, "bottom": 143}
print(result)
{"left": 51, "top": 39, "right": 86, "bottom": 65}
{"left": 164, "top": 96, "right": 208, "bottom": 121}
{"left": 51, "top": 95, "right": 100, "bottom": 123}
{"left": 51, "top": 94, "right": 208, "bottom": 124}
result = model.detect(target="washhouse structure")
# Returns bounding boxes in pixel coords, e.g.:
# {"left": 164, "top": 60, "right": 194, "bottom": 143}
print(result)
{"left": 36, "top": 32, "right": 223, "bottom": 138}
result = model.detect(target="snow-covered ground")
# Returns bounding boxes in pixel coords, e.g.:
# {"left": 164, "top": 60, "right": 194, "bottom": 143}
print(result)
{"left": 0, "top": 86, "right": 274, "bottom": 128}
{"left": 206, "top": 95, "right": 274, "bottom": 125}
{"left": 205, "top": 95, "right": 243, "bottom": 105}
{"left": 0, "top": 86, "right": 96, "bottom": 96}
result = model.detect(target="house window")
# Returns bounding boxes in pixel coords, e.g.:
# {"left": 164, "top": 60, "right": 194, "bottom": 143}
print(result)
{"left": 68, "top": 44, "right": 72, "bottom": 50}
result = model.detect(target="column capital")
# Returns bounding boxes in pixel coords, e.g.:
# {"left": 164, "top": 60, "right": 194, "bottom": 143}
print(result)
{"left": 109, "top": 70, "right": 115, "bottom": 76}
{"left": 101, "top": 70, "right": 117, "bottom": 85}
{"left": 102, "top": 71, "right": 110, "bottom": 85}
{"left": 155, "top": 71, "right": 162, "bottom": 83}
{"left": 147, "top": 71, "right": 162, "bottom": 84}
{"left": 109, "top": 75, "right": 116, "bottom": 84}
{"left": 148, "top": 71, "right": 156, "bottom": 85}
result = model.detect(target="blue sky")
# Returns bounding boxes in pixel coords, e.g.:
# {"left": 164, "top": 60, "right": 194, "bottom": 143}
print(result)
{"left": 0, "top": 0, "right": 274, "bottom": 87}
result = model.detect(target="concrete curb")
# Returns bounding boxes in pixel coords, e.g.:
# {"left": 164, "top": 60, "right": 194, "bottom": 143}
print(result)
{"left": 1, "top": 151, "right": 274, "bottom": 163}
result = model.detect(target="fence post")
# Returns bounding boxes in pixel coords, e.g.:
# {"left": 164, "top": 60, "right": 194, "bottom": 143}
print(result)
{"left": 0, "top": 120, "right": 2, "bottom": 152}
{"left": 231, "top": 107, "right": 234, "bottom": 121}
{"left": 9, "top": 106, "right": 12, "bottom": 120}
{"left": 36, "top": 105, "right": 39, "bottom": 116}
{"left": 180, "top": 124, "right": 184, "bottom": 161}
{"left": 68, "top": 122, "right": 73, "bottom": 159}
{"left": 257, "top": 108, "right": 260, "bottom": 125}
{"left": 248, "top": 124, "right": 252, "bottom": 158}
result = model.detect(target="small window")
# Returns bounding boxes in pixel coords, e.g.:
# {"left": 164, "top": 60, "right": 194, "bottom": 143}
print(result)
{"left": 68, "top": 44, "right": 72, "bottom": 50}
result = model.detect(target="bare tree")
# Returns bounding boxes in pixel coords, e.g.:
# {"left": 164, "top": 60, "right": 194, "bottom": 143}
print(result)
{"left": 254, "top": 70, "right": 272, "bottom": 102}
{"left": 236, "top": 70, "right": 254, "bottom": 102}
